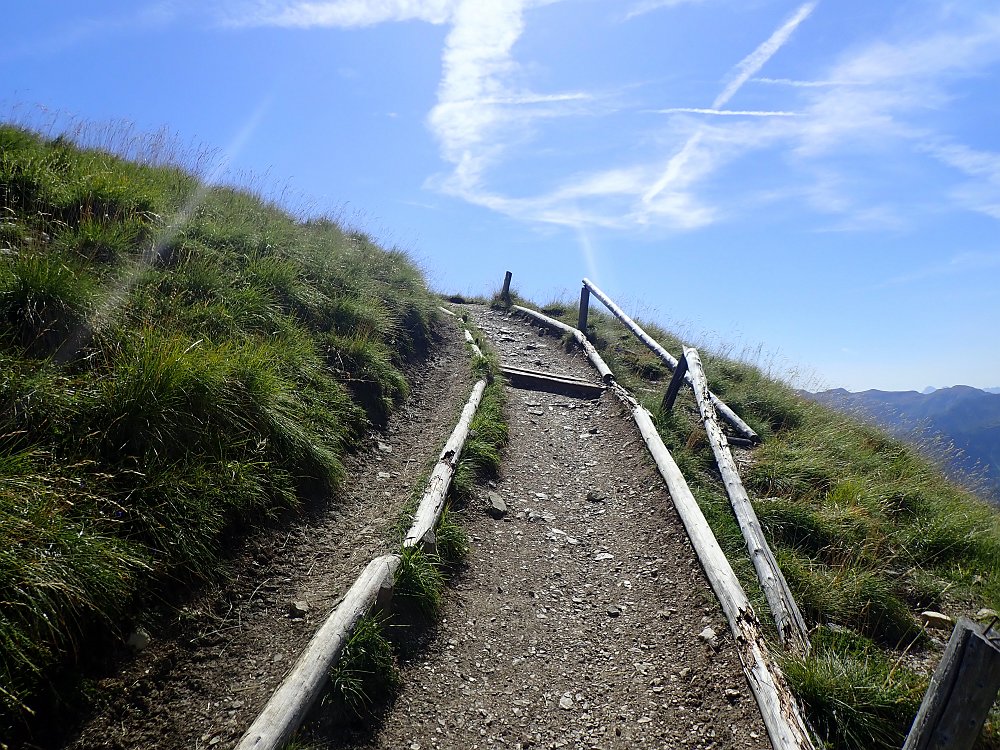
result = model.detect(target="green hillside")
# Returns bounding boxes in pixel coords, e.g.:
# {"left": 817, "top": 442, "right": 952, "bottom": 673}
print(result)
{"left": 0, "top": 123, "right": 437, "bottom": 734}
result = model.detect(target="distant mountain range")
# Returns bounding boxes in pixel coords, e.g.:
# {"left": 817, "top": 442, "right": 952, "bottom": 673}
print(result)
{"left": 804, "top": 386, "right": 1000, "bottom": 504}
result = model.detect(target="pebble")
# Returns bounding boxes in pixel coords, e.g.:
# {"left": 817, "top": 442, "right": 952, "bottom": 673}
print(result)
{"left": 558, "top": 693, "right": 574, "bottom": 710}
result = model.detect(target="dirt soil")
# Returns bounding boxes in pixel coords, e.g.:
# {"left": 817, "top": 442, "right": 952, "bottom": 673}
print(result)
{"left": 323, "top": 306, "right": 770, "bottom": 750}
{"left": 59, "top": 323, "right": 474, "bottom": 750}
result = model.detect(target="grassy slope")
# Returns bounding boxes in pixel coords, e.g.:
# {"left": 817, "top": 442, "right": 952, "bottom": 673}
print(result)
{"left": 0, "top": 124, "right": 437, "bottom": 732}
{"left": 512, "top": 295, "right": 1000, "bottom": 750}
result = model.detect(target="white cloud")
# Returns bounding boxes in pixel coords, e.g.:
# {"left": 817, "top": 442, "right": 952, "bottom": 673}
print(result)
{"left": 917, "top": 141, "right": 1000, "bottom": 219}
{"left": 752, "top": 77, "right": 860, "bottom": 88}
{"left": 224, "top": 0, "right": 1000, "bottom": 235}
{"left": 638, "top": 2, "right": 815, "bottom": 220}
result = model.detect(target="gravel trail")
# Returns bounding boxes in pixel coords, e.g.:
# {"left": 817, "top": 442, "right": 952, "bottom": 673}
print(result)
{"left": 336, "top": 306, "right": 770, "bottom": 750}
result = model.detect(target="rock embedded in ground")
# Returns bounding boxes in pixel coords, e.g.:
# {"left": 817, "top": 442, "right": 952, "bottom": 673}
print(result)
{"left": 698, "top": 627, "right": 719, "bottom": 648}
{"left": 126, "top": 627, "right": 151, "bottom": 651}
{"left": 486, "top": 491, "right": 508, "bottom": 519}
{"left": 920, "top": 610, "right": 954, "bottom": 630}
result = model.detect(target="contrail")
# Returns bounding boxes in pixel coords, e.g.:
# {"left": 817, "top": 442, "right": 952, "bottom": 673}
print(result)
{"left": 713, "top": 1, "right": 818, "bottom": 109}
{"left": 652, "top": 107, "right": 799, "bottom": 117}
{"left": 642, "top": 2, "right": 817, "bottom": 208}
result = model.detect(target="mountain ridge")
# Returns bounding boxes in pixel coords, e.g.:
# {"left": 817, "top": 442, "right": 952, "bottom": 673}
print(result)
{"left": 804, "top": 385, "right": 1000, "bottom": 503}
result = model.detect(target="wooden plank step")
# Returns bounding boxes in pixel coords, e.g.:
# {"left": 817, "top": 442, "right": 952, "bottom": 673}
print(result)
{"left": 500, "top": 365, "right": 605, "bottom": 399}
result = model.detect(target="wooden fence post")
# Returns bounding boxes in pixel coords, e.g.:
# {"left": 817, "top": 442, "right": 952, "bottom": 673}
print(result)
{"left": 581, "top": 277, "right": 759, "bottom": 443}
{"left": 660, "top": 352, "right": 689, "bottom": 413}
{"left": 501, "top": 270, "right": 513, "bottom": 303}
{"left": 904, "top": 617, "right": 1000, "bottom": 750}
{"left": 578, "top": 285, "right": 590, "bottom": 332}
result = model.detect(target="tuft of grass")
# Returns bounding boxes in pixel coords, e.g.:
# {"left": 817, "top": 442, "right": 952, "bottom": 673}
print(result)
{"left": 326, "top": 614, "right": 399, "bottom": 714}
{"left": 394, "top": 547, "right": 444, "bottom": 620}
{"left": 435, "top": 506, "right": 469, "bottom": 567}
{"left": 783, "top": 626, "right": 925, "bottom": 750}
{"left": 451, "top": 379, "right": 508, "bottom": 500}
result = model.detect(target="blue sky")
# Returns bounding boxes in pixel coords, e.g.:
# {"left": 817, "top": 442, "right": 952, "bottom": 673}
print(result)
{"left": 4, "top": 0, "right": 999, "bottom": 392}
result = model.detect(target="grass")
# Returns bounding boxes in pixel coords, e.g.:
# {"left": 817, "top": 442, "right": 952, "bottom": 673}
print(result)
{"left": 326, "top": 614, "right": 400, "bottom": 714}
{"left": 393, "top": 547, "right": 446, "bottom": 620}
{"left": 521, "top": 295, "right": 1000, "bottom": 750}
{"left": 0, "top": 121, "right": 438, "bottom": 736}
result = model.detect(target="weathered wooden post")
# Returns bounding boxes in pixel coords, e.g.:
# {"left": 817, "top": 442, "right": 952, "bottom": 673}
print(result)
{"left": 660, "top": 352, "right": 689, "bottom": 413}
{"left": 501, "top": 270, "right": 513, "bottom": 303}
{"left": 904, "top": 617, "right": 1000, "bottom": 750}
{"left": 578, "top": 284, "right": 590, "bottom": 332}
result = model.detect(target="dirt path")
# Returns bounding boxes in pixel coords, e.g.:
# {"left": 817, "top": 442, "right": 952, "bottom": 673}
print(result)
{"left": 62, "top": 325, "right": 473, "bottom": 750}
{"left": 334, "top": 306, "right": 770, "bottom": 750}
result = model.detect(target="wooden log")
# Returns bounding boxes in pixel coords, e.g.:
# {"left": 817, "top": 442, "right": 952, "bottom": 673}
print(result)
{"left": 438, "top": 305, "right": 458, "bottom": 317}
{"left": 582, "top": 278, "right": 759, "bottom": 443}
{"left": 511, "top": 305, "right": 614, "bottom": 383}
{"left": 235, "top": 554, "right": 402, "bottom": 750}
{"left": 611, "top": 381, "right": 816, "bottom": 750}
{"left": 404, "top": 379, "right": 488, "bottom": 548}
{"left": 464, "top": 329, "right": 485, "bottom": 359}
{"left": 578, "top": 285, "right": 590, "bottom": 333}
{"left": 500, "top": 365, "right": 605, "bottom": 399}
{"left": 660, "top": 351, "right": 689, "bottom": 413}
{"left": 684, "top": 347, "right": 810, "bottom": 656}
{"left": 904, "top": 618, "right": 1000, "bottom": 750}
{"left": 501, "top": 270, "right": 513, "bottom": 303}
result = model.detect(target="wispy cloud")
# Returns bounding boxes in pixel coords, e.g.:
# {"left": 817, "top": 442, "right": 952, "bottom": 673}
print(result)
{"left": 640, "top": 2, "right": 816, "bottom": 217}
{"left": 227, "top": 0, "right": 456, "bottom": 27}
{"left": 753, "top": 77, "right": 860, "bottom": 88}
{"left": 225, "top": 0, "right": 1000, "bottom": 236}
{"left": 879, "top": 252, "right": 1000, "bottom": 288}
{"left": 623, "top": 0, "right": 704, "bottom": 22}
{"left": 650, "top": 107, "right": 799, "bottom": 117}
{"left": 423, "top": 0, "right": 596, "bottom": 213}
{"left": 920, "top": 141, "right": 1000, "bottom": 219}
